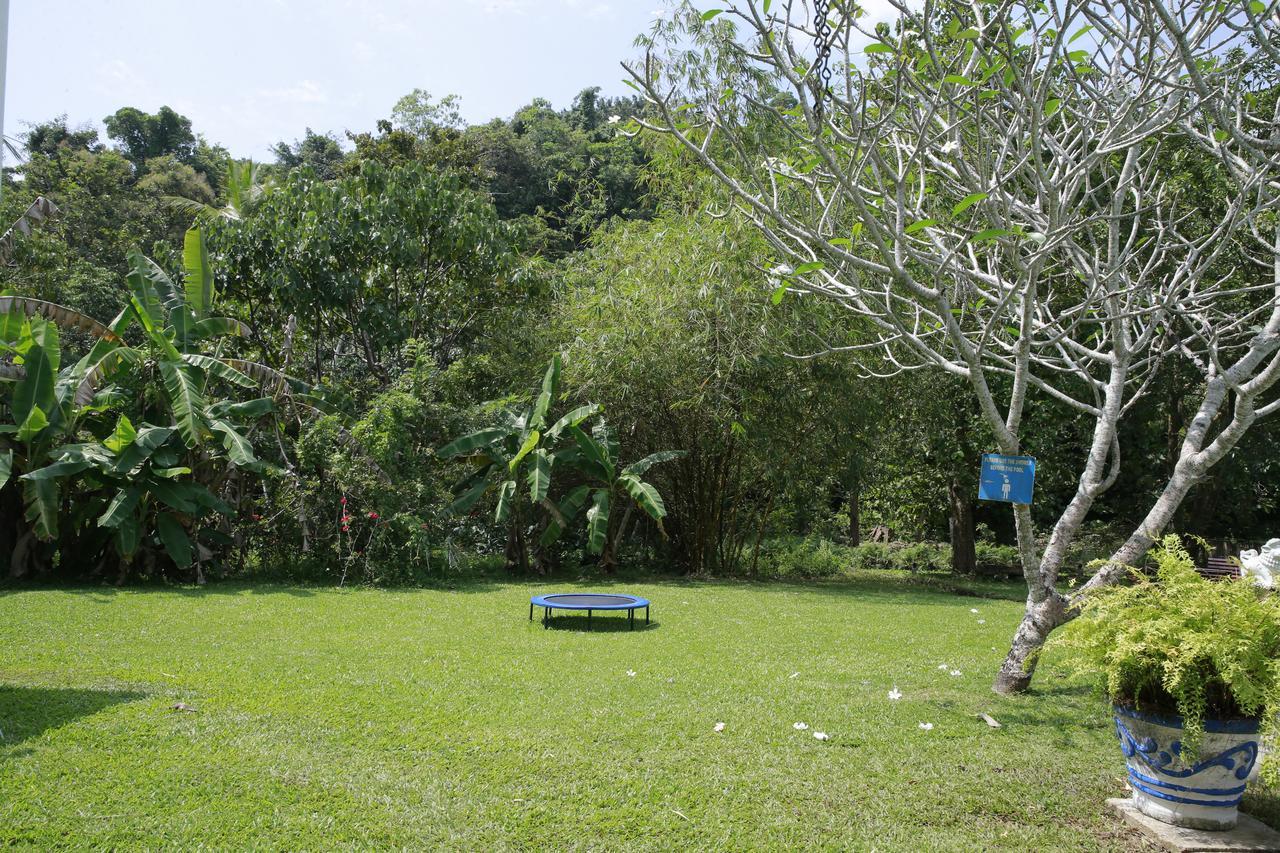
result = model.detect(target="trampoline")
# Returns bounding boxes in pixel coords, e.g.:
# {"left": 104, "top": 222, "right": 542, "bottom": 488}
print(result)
{"left": 530, "top": 593, "right": 650, "bottom": 630}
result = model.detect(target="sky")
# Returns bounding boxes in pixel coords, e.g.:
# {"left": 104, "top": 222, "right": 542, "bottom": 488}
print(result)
{"left": 11, "top": 1, "right": 672, "bottom": 159}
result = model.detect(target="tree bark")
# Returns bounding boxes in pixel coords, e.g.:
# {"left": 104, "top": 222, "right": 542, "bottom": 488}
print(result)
{"left": 847, "top": 488, "right": 860, "bottom": 546}
{"left": 993, "top": 591, "right": 1070, "bottom": 694}
{"left": 948, "top": 477, "right": 976, "bottom": 575}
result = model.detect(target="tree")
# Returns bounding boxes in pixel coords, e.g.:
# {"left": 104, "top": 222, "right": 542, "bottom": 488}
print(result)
{"left": 630, "top": 0, "right": 1280, "bottom": 691}
{"left": 103, "top": 106, "right": 197, "bottom": 169}
{"left": 271, "top": 129, "right": 345, "bottom": 181}
{"left": 391, "top": 89, "right": 464, "bottom": 137}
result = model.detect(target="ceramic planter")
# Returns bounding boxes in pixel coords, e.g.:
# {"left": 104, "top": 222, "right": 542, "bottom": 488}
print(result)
{"left": 1114, "top": 705, "right": 1261, "bottom": 831}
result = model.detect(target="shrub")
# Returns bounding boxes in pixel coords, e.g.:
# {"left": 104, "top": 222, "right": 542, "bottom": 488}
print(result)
{"left": 889, "top": 542, "right": 950, "bottom": 573}
{"left": 755, "top": 536, "right": 850, "bottom": 579}
{"left": 974, "top": 542, "right": 1020, "bottom": 577}
{"left": 1052, "top": 535, "right": 1280, "bottom": 773}
{"left": 848, "top": 542, "right": 894, "bottom": 571}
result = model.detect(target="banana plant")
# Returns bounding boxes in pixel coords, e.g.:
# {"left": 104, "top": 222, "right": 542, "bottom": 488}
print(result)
{"left": 0, "top": 230, "right": 290, "bottom": 578}
{"left": 437, "top": 355, "right": 682, "bottom": 571}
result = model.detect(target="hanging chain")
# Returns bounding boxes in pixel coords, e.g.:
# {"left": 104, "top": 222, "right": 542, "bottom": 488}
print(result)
{"left": 812, "top": 0, "right": 834, "bottom": 124}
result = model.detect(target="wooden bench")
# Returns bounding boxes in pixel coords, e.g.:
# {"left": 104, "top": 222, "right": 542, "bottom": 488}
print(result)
{"left": 1197, "top": 556, "right": 1241, "bottom": 581}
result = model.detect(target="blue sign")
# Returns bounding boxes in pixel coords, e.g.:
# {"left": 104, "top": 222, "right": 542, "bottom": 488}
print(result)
{"left": 979, "top": 454, "right": 1036, "bottom": 505}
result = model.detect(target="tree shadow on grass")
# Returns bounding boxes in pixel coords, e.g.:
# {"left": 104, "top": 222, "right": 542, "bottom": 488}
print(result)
{"left": 0, "top": 684, "right": 146, "bottom": 748}
{"left": 1242, "top": 786, "right": 1280, "bottom": 830}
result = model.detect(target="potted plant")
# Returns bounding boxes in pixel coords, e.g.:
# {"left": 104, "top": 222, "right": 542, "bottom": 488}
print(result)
{"left": 1053, "top": 535, "right": 1280, "bottom": 830}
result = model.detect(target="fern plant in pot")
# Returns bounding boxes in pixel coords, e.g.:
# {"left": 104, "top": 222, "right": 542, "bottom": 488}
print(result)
{"left": 1053, "top": 536, "right": 1280, "bottom": 831}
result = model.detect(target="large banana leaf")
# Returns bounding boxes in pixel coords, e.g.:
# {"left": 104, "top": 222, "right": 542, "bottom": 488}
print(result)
{"left": 529, "top": 355, "right": 561, "bottom": 430}
{"left": 449, "top": 472, "right": 493, "bottom": 514}
{"left": 114, "top": 513, "right": 142, "bottom": 558}
{"left": 437, "top": 427, "right": 507, "bottom": 459}
{"left": 209, "top": 418, "right": 257, "bottom": 466}
{"left": 21, "top": 458, "right": 92, "bottom": 481}
{"left": 539, "top": 484, "right": 591, "bottom": 546}
{"left": 619, "top": 474, "right": 667, "bottom": 521}
{"left": 156, "top": 512, "right": 193, "bottom": 568}
{"left": 585, "top": 488, "right": 611, "bottom": 555}
{"left": 509, "top": 430, "right": 540, "bottom": 471}
{"left": 98, "top": 487, "right": 143, "bottom": 529}
{"left": 527, "top": 448, "right": 553, "bottom": 503}
{"left": 111, "top": 426, "right": 175, "bottom": 476}
{"left": 104, "top": 415, "right": 137, "bottom": 453}
{"left": 494, "top": 479, "right": 517, "bottom": 523}
{"left": 0, "top": 449, "right": 11, "bottom": 489}
{"left": 11, "top": 318, "right": 58, "bottom": 428}
{"left": 181, "top": 354, "right": 255, "bottom": 387}
{"left": 182, "top": 228, "right": 214, "bottom": 318}
{"left": 193, "top": 317, "right": 251, "bottom": 339}
{"left": 568, "top": 425, "right": 615, "bottom": 481}
{"left": 591, "top": 419, "right": 618, "bottom": 467}
{"left": 15, "top": 405, "right": 49, "bottom": 442}
{"left": 158, "top": 361, "right": 206, "bottom": 447}
{"left": 22, "top": 477, "right": 58, "bottom": 539}
{"left": 545, "top": 404, "right": 600, "bottom": 439}
{"left": 0, "top": 196, "right": 60, "bottom": 264}
{"left": 0, "top": 296, "right": 122, "bottom": 344}
{"left": 623, "top": 450, "right": 685, "bottom": 477}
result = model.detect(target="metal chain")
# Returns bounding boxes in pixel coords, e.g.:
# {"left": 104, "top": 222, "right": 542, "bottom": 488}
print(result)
{"left": 812, "top": 0, "right": 834, "bottom": 124}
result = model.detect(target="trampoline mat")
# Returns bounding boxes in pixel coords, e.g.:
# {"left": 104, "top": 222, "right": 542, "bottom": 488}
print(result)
{"left": 541, "top": 594, "right": 641, "bottom": 607}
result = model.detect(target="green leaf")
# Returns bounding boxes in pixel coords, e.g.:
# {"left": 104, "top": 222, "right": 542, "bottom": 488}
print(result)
{"left": 905, "top": 219, "right": 937, "bottom": 234}
{"left": 21, "top": 459, "right": 91, "bottom": 481}
{"left": 1044, "top": 98, "right": 1062, "bottom": 117}
{"left": 104, "top": 414, "right": 137, "bottom": 453}
{"left": 112, "top": 426, "right": 175, "bottom": 475}
{"left": 701, "top": 8, "right": 723, "bottom": 20}
{"left": 865, "top": 43, "right": 896, "bottom": 53}
{"left": 191, "top": 317, "right": 249, "bottom": 339}
{"left": 449, "top": 473, "right": 492, "bottom": 514}
{"left": 156, "top": 513, "right": 193, "bottom": 568}
{"left": 1250, "top": 0, "right": 1266, "bottom": 13}
{"left": 181, "top": 354, "right": 255, "bottom": 387}
{"left": 494, "top": 479, "right": 517, "bottom": 523}
{"left": 762, "top": 0, "right": 771, "bottom": 12}
{"left": 437, "top": 427, "right": 507, "bottom": 459}
{"left": 115, "top": 513, "right": 142, "bottom": 558}
{"left": 623, "top": 450, "right": 685, "bottom": 477}
{"left": 770, "top": 285, "right": 787, "bottom": 305}
{"left": 15, "top": 404, "right": 49, "bottom": 442}
{"left": 545, "top": 404, "right": 600, "bottom": 439}
{"left": 1068, "top": 24, "right": 1094, "bottom": 43}
{"left": 182, "top": 228, "right": 214, "bottom": 318}
{"left": 22, "top": 477, "right": 58, "bottom": 539}
{"left": 210, "top": 418, "right": 256, "bottom": 466}
{"left": 619, "top": 474, "right": 667, "bottom": 521}
{"left": 793, "top": 261, "right": 825, "bottom": 275}
{"left": 585, "top": 489, "right": 610, "bottom": 555}
{"left": 11, "top": 318, "right": 57, "bottom": 429}
{"left": 528, "top": 448, "right": 553, "bottom": 503}
{"left": 952, "top": 193, "right": 988, "bottom": 216}
{"left": 0, "top": 449, "right": 10, "bottom": 489}
{"left": 158, "top": 361, "right": 206, "bottom": 447}
{"left": 972, "top": 228, "right": 1012, "bottom": 243}
{"left": 98, "top": 487, "right": 142, "bottom": 529}
{"left": 567, "top": 425, "right": 615, "bottom": 481}
{"left": 944, "top": 74, "right": 978, "bottom": 86}
{"left": 539, "top": 484, "right": 591, "bottom": 546}
{"left": 509, "top": 430, "right": 540, "bottom": 471}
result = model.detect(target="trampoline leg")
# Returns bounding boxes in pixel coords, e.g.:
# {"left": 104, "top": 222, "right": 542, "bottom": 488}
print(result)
{"left": 646, "top": 605, "right": 650, "bottom": 625}
{"left": 529, "top": 602, "right": 533, "bottom": 622}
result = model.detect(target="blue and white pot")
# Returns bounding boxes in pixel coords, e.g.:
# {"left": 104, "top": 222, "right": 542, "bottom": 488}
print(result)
{"left": 1114, "top": 705, "right": 1261, "bottom": 830}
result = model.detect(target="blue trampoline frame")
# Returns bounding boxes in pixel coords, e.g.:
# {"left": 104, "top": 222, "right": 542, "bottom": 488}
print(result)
{"left": 530, "top": 593, "right": 650, "bottom": 630}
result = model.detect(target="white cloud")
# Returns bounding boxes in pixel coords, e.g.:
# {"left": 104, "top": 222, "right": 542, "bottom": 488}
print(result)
{"left": 256, "top": 80, "right": 329, "bottom": 105}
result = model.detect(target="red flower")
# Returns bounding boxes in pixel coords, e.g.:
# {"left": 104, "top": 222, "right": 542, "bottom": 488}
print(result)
{"left": 252, "top": 514, "right": 262, "bottom": 521}
{"left": 341, "top": 524, "right": 350, "bottom": 532}
{"left": 341, "top": 515, "right": 351, "bottom": 523}
{"left": 340, "top": 496, "right": 347, "bottom": 505}
{"left": 367, "top": 511, "right": 379, "bottom": 520}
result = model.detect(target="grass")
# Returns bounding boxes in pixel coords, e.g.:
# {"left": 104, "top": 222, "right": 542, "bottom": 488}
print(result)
{"left": 0, "top": 571, "right": 1271, "bottom": 850}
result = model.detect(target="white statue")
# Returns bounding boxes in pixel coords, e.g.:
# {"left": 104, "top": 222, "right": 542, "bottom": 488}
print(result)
{"left": 1239, "top": 539, "right": 1280, "bottom": 590}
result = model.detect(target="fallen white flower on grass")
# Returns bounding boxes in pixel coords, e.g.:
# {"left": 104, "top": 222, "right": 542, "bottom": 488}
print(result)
{"left": 626, "top": 670, "right": 636, "bottom": 677}
{"left": 793, "top": 722, "right": 809, "bottom": 730}
{"left": 937, "top": 663, "right": 950, "bottom": 671}
{"left": 813, "top": 731, "right": 830, "bottom": 741}
{"left": 919, "top": 722, "right": 934, "bottom": 731}
{"left": 714, "top": 722, "right": 726, "bottom": 732}
{"left": 888, "top": 687, "right": 902, "bottom": 701}
{"left": 977, "top": 619, "right": 986, "bottom": 625}
{"left": 970, "top": 608, "right": 979, "bottom": 613}
{"left": 789, "top": 671, "right": 800, "bottom": 679}
{"left": 950, "top": 669, "right": 962, "bottom": 677}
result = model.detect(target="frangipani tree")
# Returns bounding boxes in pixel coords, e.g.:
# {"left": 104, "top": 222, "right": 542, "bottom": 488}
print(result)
{"left": 628, "top": 0, "right": 1280, "bottom": 692}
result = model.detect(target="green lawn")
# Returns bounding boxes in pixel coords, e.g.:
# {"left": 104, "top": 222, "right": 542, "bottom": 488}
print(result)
{"left": 1, "top": 573, "right": 1270, "bottom": 850}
